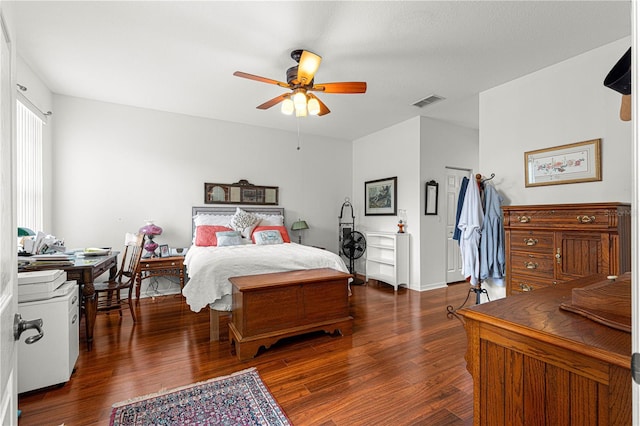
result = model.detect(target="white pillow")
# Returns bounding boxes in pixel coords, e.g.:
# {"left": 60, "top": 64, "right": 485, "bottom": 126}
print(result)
{"left": 253, "top": 230, "right": 284, "bottom": 245}
{"left": 229, "top": 208, "right": 260, "bottom": 239}
{"left": 193, "top": 214, "right": 233, "bottom": 227}
{"left": 255, "top": 213, "right": 284, "bottom": 226}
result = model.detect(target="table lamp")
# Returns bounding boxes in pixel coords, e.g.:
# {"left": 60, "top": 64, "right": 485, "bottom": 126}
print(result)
{"left": 291, "top": 219, "right": 309, "bottom": 244}
{"left": 139, "top": 221, "right": 162, "bottom": 258}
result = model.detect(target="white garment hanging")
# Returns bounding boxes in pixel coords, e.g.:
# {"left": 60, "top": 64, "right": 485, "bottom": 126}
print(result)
{"left": 457, "top": 179, "right": 483, "bottom": 286}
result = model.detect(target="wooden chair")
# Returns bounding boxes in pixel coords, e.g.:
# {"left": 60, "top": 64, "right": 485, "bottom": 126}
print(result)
{"left": 94, "top": 233, "right": 144, "bottom": 322}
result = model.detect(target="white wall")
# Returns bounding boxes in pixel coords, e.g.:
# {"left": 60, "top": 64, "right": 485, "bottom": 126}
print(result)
{"left": 480, "top": 37, "right": 632, "bottom": 206}
{"left": 419, "top": 117, "right": 478, "bottom": 290}
{"left": 51, "top": 95, "right": 352, "bottom": 296}
{"left": 479, "top": 36, "right": 633, "bottom": 301}
{"left": 353, "top": 117, "right": 422, "bottom": 289}
{"left": 352, "top": 116, "right": 479, "bottom": 291}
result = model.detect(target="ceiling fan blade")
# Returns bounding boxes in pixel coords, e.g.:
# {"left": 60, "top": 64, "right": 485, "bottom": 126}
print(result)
{"left": 297, "top": 50, "right": 322, "bottom": 84}
{"left": 311, "top": 82, "right": 367, "bottom": 94}
{"left": 256, "top": 94, "right": 288, "bottom": 110}
{"left": 307, "top": 93, "right": 331, "bottom": 116}
{"left": 233, "top": 71, "right": 290, "bottom": 89}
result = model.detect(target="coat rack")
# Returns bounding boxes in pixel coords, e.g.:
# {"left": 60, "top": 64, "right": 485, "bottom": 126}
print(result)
{"left": 447, "top": 173, "right": 495, "bottom": 314}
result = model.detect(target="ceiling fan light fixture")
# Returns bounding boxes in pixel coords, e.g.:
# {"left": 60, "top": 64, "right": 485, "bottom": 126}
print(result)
{"left": 295, "top": 106, "right": 307, "bottom": 117}
{"left": 293, "top": 91, "right": 307, "bottom": 108}
{"left": 298, "top": 51, "right": 321, "bottom": 83}
{"left": 281, "top": 98, "right": 294, "bottom": 115}
{"left": 307, "top": 97, "right": 320, "bottom": 115}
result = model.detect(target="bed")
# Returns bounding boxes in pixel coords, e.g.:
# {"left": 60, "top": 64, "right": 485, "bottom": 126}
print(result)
{"left": 183, "top": 206, "right": 351, "bottom": 340}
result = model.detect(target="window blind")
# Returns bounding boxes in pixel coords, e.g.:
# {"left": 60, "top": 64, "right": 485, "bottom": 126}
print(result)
{"left": 16, "top": 99, "right": 43, "bottom": 232}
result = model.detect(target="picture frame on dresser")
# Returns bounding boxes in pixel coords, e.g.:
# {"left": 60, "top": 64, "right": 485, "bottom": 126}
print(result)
{"left": 158, "top": 244, "right": 170, "bottom": 258}
{"left": 364, "top": 177, "right": 397, "bottom": 216}
{"left": 524, "top": 138, "right": 601, "bottom": 187}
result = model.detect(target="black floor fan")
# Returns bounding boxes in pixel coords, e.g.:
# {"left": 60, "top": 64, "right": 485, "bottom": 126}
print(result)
{"left": 338, "top": 198, "right": 366, "bottom": 284}
{"left": 341, "top": 231, "right": 366, "bottom": 285}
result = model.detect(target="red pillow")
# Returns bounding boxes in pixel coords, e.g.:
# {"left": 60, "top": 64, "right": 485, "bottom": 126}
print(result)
{"left": 195, "top": 226, "right": 233, "bottom": 246}
{"left": 251, "top": 226, "right": 291, "bottom": 243}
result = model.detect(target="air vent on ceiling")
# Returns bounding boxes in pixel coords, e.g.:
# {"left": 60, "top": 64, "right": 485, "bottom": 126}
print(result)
{"left": 412, "top": 94, "right": 445, "bottom": 108}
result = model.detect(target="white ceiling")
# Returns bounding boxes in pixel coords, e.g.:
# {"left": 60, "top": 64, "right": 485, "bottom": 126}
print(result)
{"left": 12, "top": 1, "right": 631, "bottom": 141}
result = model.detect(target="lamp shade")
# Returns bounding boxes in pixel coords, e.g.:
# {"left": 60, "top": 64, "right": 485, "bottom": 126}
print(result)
{"left": 17, "top": 227, "right": 35, "bottom": 237}
{"left": 307, "top": 97, "right": 320, "bottom": 115}
{"left": 281, "top": 98, "right": 294, "bottom": 115}
{"left": 291, "top": 220, "right": 309, "bottom": 231}
{"left": 139, "top": 222, "right": 162, "bottom": 236}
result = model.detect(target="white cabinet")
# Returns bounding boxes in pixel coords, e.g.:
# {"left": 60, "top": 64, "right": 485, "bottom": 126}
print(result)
{"left": 365, "top": 232, "right": 409, "bottom": 291}
{"left": 18, "top": 282, "right": 79, "bottom": 393}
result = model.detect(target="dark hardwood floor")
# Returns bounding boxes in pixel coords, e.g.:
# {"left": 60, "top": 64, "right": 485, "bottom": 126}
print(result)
{"left": 18, "top": 281, "right": 475, "bottom": 425}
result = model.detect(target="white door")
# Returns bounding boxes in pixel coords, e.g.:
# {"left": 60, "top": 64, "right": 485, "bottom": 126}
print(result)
{"left": 0, "top": 13, "right": 16, "bottom": 425}
{"left": 445, "top": 168, "right": 471, "bottom": 283}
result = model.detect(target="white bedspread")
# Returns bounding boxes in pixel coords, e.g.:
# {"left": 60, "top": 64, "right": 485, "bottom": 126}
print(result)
{"left": 182, "top": 243, "right": 350, "bottom": 312}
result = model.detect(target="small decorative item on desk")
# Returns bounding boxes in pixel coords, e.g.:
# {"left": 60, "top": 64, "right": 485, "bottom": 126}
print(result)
{"left": 397, "top": 209, "right": 407, "bottom": 233}
{"left": 139, "top": 221, "right": 162, "bottom": 258}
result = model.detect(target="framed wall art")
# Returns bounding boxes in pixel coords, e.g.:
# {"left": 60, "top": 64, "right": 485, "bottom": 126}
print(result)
{"left": 524, "top": 139, "right": 602, "bottom": 187}
{"left": 365, "top": 176, "right": 397, "bottom": 216}
{"left": 204, "top": 179, "right": 279, "bottom": 205}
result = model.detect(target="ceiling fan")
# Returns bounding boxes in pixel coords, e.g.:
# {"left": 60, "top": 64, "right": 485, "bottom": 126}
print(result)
{"left": 233, "top": 49, "right": 367, "bottom": 117}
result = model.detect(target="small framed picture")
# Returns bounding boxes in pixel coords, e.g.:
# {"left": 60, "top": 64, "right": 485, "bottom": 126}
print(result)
{"left": 159, "top": 244, "right": 170, "bottom": 258}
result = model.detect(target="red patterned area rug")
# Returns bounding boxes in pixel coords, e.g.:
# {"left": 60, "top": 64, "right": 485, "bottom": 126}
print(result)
{"left": 110, "top": 367, "right": 290, "bottom": 425}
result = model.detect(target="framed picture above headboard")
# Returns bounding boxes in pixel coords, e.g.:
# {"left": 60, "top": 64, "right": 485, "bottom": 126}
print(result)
{"left": 204, "top": 179, "right": 278, "bottom": 205}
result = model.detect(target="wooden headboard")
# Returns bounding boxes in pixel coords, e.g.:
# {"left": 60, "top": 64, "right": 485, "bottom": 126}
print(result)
{"left": 191, "top": 205, "right": 285, "bottom": 236}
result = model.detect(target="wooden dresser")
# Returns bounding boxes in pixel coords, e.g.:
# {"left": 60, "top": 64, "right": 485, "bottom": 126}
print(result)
{"left": 503, "top": 202, "right": 631, "bottom": 295}
{"left": 459, "top": 274, "right": 631, "bottom": 425}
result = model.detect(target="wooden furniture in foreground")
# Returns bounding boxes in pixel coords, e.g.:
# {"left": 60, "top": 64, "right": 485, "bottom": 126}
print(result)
{"left": 135, "top": 255, "right": 185, "bottom": 299}
{"left": 459, "top": 274, "right": 631, "bottom": 425}
{"left": 229, "top": 268, "right": 353, "bottom": 361}
{"left": 19, "top": 253, "right": 119, "bottom": 351}
{"left": 503, "top": 202, "right": 631, "bottom": 295}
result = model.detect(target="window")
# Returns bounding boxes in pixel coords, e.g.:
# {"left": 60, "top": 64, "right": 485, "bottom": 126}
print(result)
{"left": 16, "top": 99, "right": 43, "bottom": 232}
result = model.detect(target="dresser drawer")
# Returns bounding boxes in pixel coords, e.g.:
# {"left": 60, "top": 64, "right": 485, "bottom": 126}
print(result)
{"left": 505, "top": 208, "right": 616, "bottom": 229}
{"left": 510, "top": 252, "right": 554, "bottom": 278}
{"left": 509, "top": 274, "right": 558, "bottom": 294}
{"left": 509, "top": 230, "right": 553, "bottom": 252}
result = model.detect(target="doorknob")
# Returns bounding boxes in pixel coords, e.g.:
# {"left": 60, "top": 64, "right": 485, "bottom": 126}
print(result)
{"left": 13, "top": 313, "right": 44, "bottom": 344}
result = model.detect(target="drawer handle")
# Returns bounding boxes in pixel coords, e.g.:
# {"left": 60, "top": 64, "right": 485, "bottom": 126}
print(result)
{"left": 524, "top": 238, "right": 538, "bottom": 246}
{"left": 524, "top": 261, "right": 538, "bottom": 269}
{"left": 577, "top": 215, "right": 596, "bottom": 223}
{"left": 72, "top": 314, "right": 78, "bottom": 324}
{"left": 71, "top": 295, "right": 78, "bottom": 305}
{"left": 556, "top": 248, "right": 561, "bottom": 264}
{"left": 517, "top": 215, "right": 531, "bottom": 223}
{"left": 519, "top": 283, "right": 533, "bottom": 292}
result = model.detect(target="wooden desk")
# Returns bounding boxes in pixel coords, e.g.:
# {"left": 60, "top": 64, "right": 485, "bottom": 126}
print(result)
{"left": 229, "top": 268, "right": 353, "bottom": 361}
{"left": 135, "top": 256, "right": 185, "bottom": 299}
{"left": 19, "top": 253, "right": 118, "bottom": 351}
{"left": 459, "top": 274, "right": 631, "bottom": 425}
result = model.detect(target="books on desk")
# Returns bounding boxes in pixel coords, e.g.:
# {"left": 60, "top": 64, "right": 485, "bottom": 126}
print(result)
{"left": 20, "top": 254, "right": 74, "bottom": 269}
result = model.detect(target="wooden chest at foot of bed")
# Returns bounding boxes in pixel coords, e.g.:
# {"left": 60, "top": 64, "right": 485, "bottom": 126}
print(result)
{"left": 229, "top": 268, "right": 353, "bottom": 361}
